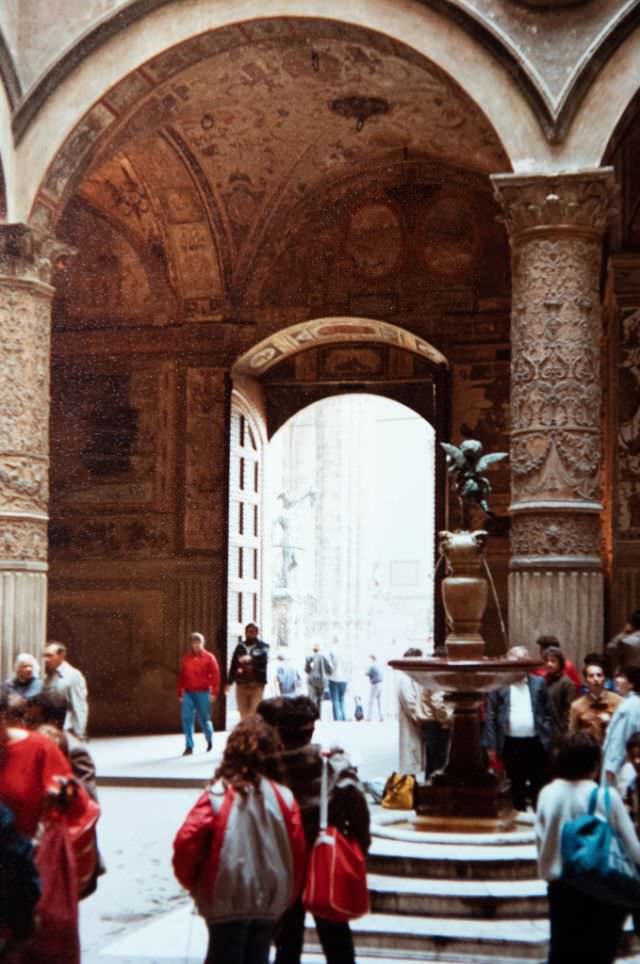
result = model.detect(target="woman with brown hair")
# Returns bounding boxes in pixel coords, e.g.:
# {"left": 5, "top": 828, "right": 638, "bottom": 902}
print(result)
{"left": 173, "top": 715, "right": 305, "bottom": 964}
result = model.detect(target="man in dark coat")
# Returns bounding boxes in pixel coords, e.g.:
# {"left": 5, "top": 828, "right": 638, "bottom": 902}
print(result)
{"left": 483, "top": 645, "right": 553, "bottom": 812}
{"left": 227, "top": 623, "right": 269, "bottom": 720}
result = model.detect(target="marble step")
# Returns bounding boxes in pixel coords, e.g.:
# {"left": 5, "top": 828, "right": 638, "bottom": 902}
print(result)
{"left": 306, "top": 911, "right": 549, "bottom": 961}
{"left": 367, "top": 836, "right": 539, "bottom": 881}
{"left": 367, "top": 872, "right": 547, "bottom": 918}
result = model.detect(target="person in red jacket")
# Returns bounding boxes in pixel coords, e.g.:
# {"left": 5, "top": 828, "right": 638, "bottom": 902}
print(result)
{"left": 178, "top": 632, "right": 221, "bottom": 756}
{"left": 173, "top": 716, "right": 305, "bottom": 964}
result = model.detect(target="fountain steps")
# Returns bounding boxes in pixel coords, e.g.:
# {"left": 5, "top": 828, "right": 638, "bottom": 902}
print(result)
{"left": 302, "top": 822, "right": 640, "bottom": 961}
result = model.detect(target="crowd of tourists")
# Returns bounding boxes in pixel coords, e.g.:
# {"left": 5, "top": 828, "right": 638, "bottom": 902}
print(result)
{"left": 0, "top": 634, "right": 370, "bottom": 964}
{"left": 9, "top": 617, "right": 640, "bottom": 963}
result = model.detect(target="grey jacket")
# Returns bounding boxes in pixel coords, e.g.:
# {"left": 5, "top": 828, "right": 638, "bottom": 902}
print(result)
{"left": 483, "top": 675, "right": 552, "bottom": 756}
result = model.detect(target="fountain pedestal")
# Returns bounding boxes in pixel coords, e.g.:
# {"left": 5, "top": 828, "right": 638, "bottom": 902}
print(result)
{"left": 390, "top": 530, "right": 540, "bottom": 832}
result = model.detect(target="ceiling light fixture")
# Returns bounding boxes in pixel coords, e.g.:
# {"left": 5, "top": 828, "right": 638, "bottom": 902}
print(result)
{"left": 330, "top": 96, "right": 390, "bottom": 132}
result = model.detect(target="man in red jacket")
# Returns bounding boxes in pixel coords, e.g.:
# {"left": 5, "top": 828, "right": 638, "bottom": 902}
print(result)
{"left": 178, "top": 632, "right": 220, "bottom": 756}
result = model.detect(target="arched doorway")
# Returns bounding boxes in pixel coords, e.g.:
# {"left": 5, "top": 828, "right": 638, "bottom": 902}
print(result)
{"left": 225, "top": 318, "right": 449, "bottom": 724}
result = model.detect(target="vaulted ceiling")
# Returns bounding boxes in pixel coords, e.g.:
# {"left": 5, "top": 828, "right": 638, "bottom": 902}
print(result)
{"left": 53, "top": 20, "right": 510, "bottom": 329}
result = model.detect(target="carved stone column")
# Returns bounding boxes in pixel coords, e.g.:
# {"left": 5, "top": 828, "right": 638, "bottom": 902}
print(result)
{"left": 0, "top": 225, "right": 70, "bottom": 675}
{"left": 491, "top": 170, "right": 616, "bottom": 662}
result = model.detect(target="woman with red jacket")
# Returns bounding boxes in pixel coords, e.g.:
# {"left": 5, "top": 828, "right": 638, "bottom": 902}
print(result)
{"left": 0, "top": 692, "right": 95, "bottom": 963}
{"left": 173, "top": 715, "right": 305, "bottom": 964}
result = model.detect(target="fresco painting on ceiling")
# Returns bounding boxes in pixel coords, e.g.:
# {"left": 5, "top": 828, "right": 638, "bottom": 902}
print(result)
{"left": 258, "top": 170, "right": 500, "bottom": 314}
{"left": 34, "top": 19, "right": 510, "bottom": 341}
{"left": 55, "top": 203, "right": 153, "bottom": 322}
{"left": 347, "top": 202, "right": 403, "bottom": 278}
{"left": 618, "top": 310, "right": 640, "bottom": 537}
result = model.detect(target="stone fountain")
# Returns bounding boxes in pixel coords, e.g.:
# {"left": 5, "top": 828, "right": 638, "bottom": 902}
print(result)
{"left": 390, "top": 440, "right": 539, "bottom": 831}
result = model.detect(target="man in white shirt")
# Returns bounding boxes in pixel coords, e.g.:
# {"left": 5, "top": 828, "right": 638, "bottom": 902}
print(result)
{"left": 42, "top": 641, "right": 89, "bottom": 739}
{"left": 483, "top": 646, "right": 552, "bottom": 811}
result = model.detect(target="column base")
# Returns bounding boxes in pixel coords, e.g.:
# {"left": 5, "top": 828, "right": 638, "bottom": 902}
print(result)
{"left": 509, "top": 568, "right": 603, "bottom": 666}
{"left": 0, "top": 568, "right": 47, "bottom": 675}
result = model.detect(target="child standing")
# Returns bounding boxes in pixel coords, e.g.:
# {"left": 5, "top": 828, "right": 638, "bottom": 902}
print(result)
{"left": 173, "top": 716, "right": 305, "bottom": 964}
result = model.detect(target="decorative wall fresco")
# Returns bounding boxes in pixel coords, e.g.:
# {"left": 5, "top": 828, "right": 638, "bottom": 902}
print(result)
{"left": 452, "top": 358, "right": 511, "bottom": 513}
{"left": 50, "top": 361, "right": 176, "bottom": 511}
{"left": 184, "top": 368, "right": 227, "bottom": 550}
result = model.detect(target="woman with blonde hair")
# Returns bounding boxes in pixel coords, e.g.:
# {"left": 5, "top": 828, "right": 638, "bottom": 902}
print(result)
{"left": 173, "top": 715, "right": 305, "bottom": 964}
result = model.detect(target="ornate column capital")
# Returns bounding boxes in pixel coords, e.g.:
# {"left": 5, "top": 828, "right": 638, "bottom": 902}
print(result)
{"left": 0, "top": 222, "right": 75, "bottom": 287}
{"left": 491, "top": 168, "right": 617, "bottom": 243}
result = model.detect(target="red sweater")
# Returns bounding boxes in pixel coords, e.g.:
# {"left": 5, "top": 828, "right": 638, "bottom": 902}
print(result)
{"left": 178, "top": 650, "right": 221, "bottom": 697}
{"left": 534, "top": 659, "right": 581, "bottom": 689}
{"left": 0, "top": 730, "right": 74, "bottom": 837}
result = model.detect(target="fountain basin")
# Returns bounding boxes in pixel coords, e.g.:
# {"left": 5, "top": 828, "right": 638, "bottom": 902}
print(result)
{"left": 388, "top": 657, "right": 541, "bottom": 693}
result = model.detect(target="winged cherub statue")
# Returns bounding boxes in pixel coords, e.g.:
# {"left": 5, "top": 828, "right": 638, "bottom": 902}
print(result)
{"left": 441, "top": 439, "right": 508, "bottom": 529}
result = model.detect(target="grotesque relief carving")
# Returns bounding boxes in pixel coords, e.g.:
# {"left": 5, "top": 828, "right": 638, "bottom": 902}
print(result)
{"left": 0, "top": 292, "right": 50, "bottom": 455}
{"left": 0, "top": 521, "right": 47, "bottom": 561}
{"left": 493, "top": 173, "right": 615, "bottom": 509}
{"left": 493, "top": 171, "right": 615, "bottom": 240}
{"left": 0, "top": 224, "right": 73, "bottom": 287}
{"left": 184, "top": 369, "right": 226, "bottom": 550}
{"left": 618, "top": 309, "right": 640, "bottom": 537}
{"left": 0, "top": 458, "right": 48, "bottom": 514}
{"left": 511, "top": 514, "right": 601, "bottom": 558}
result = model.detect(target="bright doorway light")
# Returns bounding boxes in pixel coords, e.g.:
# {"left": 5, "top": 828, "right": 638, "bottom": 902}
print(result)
{"left": 265, "top": 393, "right": 435, "bottom": 717}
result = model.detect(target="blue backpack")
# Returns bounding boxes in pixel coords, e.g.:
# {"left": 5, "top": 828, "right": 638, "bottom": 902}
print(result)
{"left": 561, "top": 786, "right": 640, "bottom": 908}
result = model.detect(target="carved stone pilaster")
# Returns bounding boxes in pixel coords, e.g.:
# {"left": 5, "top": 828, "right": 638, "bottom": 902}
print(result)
{"left": 492, "top": 170, "right": 616, "bottom": 658}
{"left": 0, "top": 224, "right": 72, "bottom": 674}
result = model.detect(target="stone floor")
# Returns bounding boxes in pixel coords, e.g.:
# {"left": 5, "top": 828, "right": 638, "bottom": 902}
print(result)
{"left": 84, "top": 721, "right": 406, "bottom": 963}
{"left": 82, "top": 726, "right": 640, "bottom": 964}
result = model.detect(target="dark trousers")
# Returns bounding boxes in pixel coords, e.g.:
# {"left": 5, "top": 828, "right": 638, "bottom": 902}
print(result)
{"left": 547, "top": 879, "right": 627, "bottom": 964}
{"left": 422, "top": 721, "right": 450, "bottom": 778}
{"left": 206, "top": 919, "right": 273, "bottom": 964}
{"left": 502, "top": 735, "right": 548, "bottom": 811}
{"left": 274, "top": 896, "right": 355, "bottom": 964}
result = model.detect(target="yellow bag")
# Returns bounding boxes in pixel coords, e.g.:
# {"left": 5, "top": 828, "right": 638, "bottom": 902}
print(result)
{"left": 381, "top": 772, "right": 416, "bottom": 810}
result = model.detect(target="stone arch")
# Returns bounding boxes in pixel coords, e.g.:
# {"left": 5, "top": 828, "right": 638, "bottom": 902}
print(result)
{"left": 565, "top": 22, "right": 640, "bottom": 167}
{"left": 230, "top": 316, "right": 450, "bottom": 646}
{"left": 232, "top": 317, "right": 448, "bottom": 381}
{"left": 17, "top": 2, "right": 550, "bottom": 225}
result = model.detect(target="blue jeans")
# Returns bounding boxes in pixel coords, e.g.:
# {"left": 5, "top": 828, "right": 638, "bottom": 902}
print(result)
{"left": 181, "top": 690, "right": 213, "bottom": 750}
{"left": 206, "top": 919, "right": 272, "bottom": 964}
{"left": 329, "top": 680, "right": 347, "bottom": 721}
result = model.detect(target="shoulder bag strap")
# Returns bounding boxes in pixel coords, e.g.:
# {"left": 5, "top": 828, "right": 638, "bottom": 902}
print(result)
{"left": 319, "top": 754, "right": 329, "bottom": 831}
{"left": 588, "top": 785, "right": 600, "bottom": 816}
